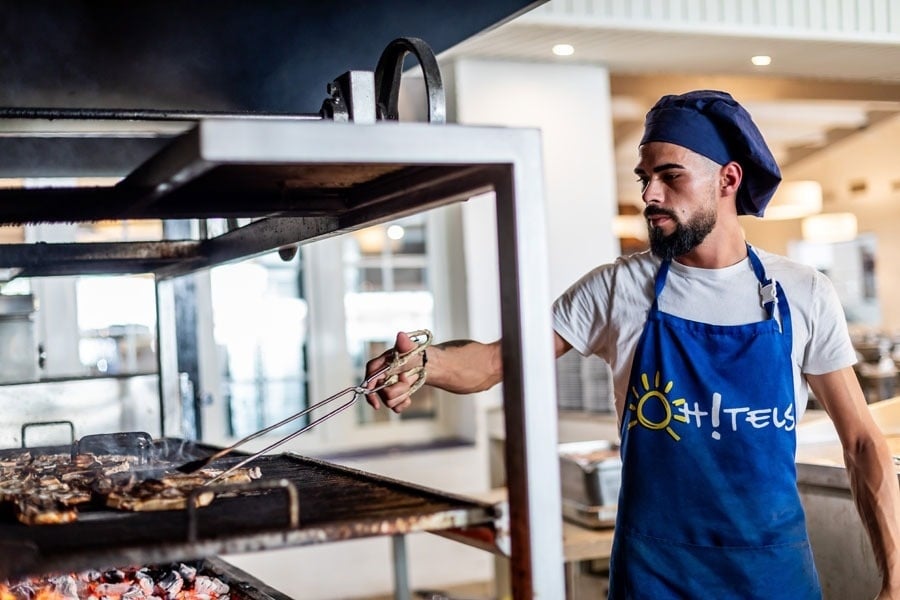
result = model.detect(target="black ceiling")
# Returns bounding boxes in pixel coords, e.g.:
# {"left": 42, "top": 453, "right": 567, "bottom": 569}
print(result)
{"left": 0, "top": 0, "right": 540, "bottom": 114}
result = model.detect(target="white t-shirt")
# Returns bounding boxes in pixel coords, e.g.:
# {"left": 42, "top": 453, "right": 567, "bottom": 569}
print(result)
{"left": 552, "top": 247, "right": 857, "bottom": 421}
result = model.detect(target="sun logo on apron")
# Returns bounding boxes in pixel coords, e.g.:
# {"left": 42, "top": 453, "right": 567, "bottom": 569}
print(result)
{"left": 627, "top": 371, "right": 688, "bottom": 441}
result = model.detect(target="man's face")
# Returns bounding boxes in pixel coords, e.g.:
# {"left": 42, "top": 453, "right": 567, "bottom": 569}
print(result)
{"left": 633, "top": 142, "right": 721, "bottom": 260}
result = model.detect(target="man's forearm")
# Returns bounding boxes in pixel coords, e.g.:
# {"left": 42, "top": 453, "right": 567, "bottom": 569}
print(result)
{"left": 424, "top": 339, "right": 503, "bottom": 394}
{"left": 845, "top": 433, "right": 900, "bottom": 594}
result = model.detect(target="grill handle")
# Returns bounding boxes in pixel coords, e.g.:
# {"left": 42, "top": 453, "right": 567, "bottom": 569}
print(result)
{"left": 186, "top": 478, "right": 300, "bottom": 543}
{"left": 72, "top": 431, "right": 153, "bottom": 463}
{"left": 20, "top": 420, "right": 75, "bottom": 448}
{"left": 374, "top": 37, "right": 445, "bottom": 124}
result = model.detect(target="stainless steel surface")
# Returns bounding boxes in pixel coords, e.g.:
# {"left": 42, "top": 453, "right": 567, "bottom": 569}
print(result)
{"left": 0, "top": 241, "right": 202, "bottom": 278}
{"left": 796, "top": 401, "right": 900, "bottom": 599}
{"left": 0, "top": 122, "right": 546, "bottom": 280}
{"left": 559, "top": 441, "right": 621, "bottom": 529}
{"left": 0, "top": 295, "right": 35, "bottom": 315}
{"left": 0, "top": 376, "right": 159, "bottom": 448}
{"left": 797, "top": 462, "right": 892, "bottom": 600}
{"left": 392, "top": 534, "right": 411, "bottom": 600}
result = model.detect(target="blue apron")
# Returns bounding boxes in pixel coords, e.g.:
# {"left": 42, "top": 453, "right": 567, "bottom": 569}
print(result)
{"left": 608, "top": 246, "right": 820, "bottom": 599}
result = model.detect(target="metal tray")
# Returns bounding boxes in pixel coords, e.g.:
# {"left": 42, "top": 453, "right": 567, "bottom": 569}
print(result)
{"left": 559, "top": 440, "right": 621, "bottom": 529}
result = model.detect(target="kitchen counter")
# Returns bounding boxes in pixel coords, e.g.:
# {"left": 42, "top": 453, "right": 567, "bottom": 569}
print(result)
{"left": 795, "top": 397, "right": 900, "bottom": 600}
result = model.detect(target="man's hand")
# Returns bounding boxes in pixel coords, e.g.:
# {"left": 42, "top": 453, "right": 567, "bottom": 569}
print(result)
{"left": 364, "top": 331, "right": 422, "bottom": 414}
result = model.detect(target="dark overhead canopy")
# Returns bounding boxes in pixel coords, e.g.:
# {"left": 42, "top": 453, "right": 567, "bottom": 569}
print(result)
{"left": 0, "top": 0, "right": 542, "bottom": 113}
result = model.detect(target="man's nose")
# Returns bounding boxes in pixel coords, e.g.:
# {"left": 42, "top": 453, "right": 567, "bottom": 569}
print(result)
{"left": 642, "top": 179, "right": 662, "bottom": 204}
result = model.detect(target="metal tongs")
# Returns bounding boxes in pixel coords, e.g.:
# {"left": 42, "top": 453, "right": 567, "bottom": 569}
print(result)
{"left": 175, "top": 330, "right": 432, "bottom": 484}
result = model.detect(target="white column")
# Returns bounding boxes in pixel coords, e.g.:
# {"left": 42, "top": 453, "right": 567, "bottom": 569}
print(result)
{"left": 450, "top": 57, "right": 619, "bottom": 303}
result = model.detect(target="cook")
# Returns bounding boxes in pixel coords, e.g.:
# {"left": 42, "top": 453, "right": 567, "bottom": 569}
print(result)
{"left": 364, "top": 90, "right": 900, "bottom": 599}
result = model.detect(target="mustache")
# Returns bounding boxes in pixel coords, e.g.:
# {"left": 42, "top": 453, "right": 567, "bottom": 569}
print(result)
{"left": 643, "top": 206, "right": 677, "bottom": 220}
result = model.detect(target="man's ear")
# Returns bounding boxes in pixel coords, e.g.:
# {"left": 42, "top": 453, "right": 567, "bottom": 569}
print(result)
{"left": 720, "top": 161, "right": 743, "bottom": 196}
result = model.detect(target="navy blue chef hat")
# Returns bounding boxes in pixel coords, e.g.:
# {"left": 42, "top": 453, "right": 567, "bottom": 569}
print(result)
{"left": 640, "top": 90, "right": 782, "bottom": 218}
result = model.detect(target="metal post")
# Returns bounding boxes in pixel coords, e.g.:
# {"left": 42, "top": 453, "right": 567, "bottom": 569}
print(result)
{"left": 157, "top": 220, "right": 201, "bottom": 439}
{"left": 493, "top": 155, "right": 566, "bottom": 598}
{"left": 392, "top": 534, "right": 411, "bottom": 600}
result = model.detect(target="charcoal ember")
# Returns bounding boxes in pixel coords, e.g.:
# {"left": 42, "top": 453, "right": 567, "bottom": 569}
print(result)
{"left": 102, "top": 568, "right": 126, "bottom": 583}
{"left": 154, "top": 570, "right": 183, "bottom": 599}
{"left": 134, "top": 570, "right": 154, "bottom": 595}
{"left": 122, "top": 586, "right": 147, "bottom": 600}
{"left": 177, "top": 563, "right": 197, "bottom": 583}
{"left": 92, "top": 581, "right": 133, "bottom": 597}
{"left": 82, "top": 570, "right": 103, "bottom": 582}
{"left": 8, "top": 582, "right": 36, "bottom": 600}
{"left": 193, "top": 575, "right": 229, "bottom": 596}
{"left": 47, "top": 574, "right": 79, "bottom": 600}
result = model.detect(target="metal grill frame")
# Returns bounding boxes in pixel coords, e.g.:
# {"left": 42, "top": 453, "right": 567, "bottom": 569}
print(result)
{"left": 0, "top": 120, "right": 565, "bottom": 598}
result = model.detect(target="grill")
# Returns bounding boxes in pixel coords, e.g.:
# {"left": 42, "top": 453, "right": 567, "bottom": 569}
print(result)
{"left": 0, "top": 5, "right": 565, "bottom": 595}
{"left": 2, "top": 558, "right": 293, "bottom": 600}
{"left": 0, "top": 440, "right": 501, "bottom": 581}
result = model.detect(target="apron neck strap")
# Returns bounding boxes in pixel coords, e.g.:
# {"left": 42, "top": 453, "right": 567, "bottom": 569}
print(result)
{"left": 651, "top": 258, "right": 671, "bottom": 312}
{"left": 651, "top": 245, "right": 791, "bottom": 336}
{"left": 747, "top": 244, "right": 777, "bottom": 319}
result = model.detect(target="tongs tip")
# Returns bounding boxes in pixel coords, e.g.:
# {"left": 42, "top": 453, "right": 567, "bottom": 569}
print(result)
{"left": 174, "top": 457, "right": 211, "bottom": 474}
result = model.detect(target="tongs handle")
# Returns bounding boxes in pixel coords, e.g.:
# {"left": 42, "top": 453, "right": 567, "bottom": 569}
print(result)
{"left": 200, "top": 330, "right": 432, "bottom": 483}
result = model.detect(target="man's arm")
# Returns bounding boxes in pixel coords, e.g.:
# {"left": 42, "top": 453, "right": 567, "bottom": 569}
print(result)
{"left": 806, "top": 367, "right": 900, "bottom": 598}
{"left": 364, "top": 331, "right": 572, "bottom": 413}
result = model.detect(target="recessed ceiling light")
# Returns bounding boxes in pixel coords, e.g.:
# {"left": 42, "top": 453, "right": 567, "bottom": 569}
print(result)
{"left": 552, "top": 44, "right": 575, "bottom": 57}
{"left": 751, "top": 55, "right": 772, "bottom": 66}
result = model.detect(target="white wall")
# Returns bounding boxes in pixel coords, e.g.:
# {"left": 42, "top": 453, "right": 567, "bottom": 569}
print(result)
{"left": 452, "top": 58, "right": 619, "bottom": 302}
{"left": 448, "top": 57, "right": 620, "bottom": 426}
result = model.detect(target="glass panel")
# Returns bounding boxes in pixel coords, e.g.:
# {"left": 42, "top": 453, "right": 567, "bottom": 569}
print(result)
{"left": 76, "top": 275, "right": 157, "bottom": 376}
{"left": 344, "top": 215, "right": 436, "bottom": 424}
{"left": 210, "top": 253, "right": 309, "bottom": 438}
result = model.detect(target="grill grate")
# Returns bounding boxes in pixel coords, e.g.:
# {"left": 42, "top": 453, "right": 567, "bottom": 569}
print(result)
{"left": 0, "top": 442, "right": 498, "bottom": 580}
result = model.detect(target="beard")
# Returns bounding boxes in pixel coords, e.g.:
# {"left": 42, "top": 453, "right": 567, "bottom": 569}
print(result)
{"left": 646, "top": 205, "right": 717, "bottom": 260}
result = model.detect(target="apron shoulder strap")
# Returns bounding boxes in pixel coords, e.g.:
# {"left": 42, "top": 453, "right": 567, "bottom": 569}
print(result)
{"left": 747, "top": 244, "right": 793, "bottom": 340}
{"left": 650, "top": 259, "right": 671, "bottom": 313}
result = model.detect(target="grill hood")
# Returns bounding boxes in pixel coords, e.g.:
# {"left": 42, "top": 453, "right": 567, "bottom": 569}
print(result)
{"left": 0, "top": 0, "right": 541, "bottom": 179}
